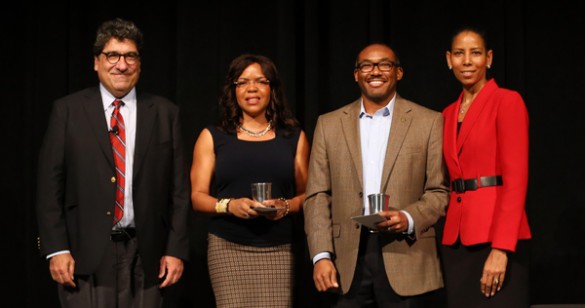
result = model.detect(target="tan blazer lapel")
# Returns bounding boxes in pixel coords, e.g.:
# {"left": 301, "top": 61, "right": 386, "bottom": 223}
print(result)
{"left": 381, "top": 97, "right": 412, "bottom": 191}
{"left": 340, "top": 101, "right": 364, "bottom": 188}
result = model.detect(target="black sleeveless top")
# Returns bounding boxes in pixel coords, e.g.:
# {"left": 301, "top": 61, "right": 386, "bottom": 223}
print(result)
{"left": 207, "top": 125, "right": 300, "bottom": 246}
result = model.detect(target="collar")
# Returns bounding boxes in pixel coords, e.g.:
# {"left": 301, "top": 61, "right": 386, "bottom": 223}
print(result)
{"left": 100, "top": 84, "right": 137, "bottom": 110}
{"left": 359, "top": 96, "right": 395, "bottom": 119}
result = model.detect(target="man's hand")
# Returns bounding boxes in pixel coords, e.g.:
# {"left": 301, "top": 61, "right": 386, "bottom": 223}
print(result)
{"left": 313, "top": 259, "right": 339, "bottom": 292}
{"left": 49, "top": 253, "right": 76, "bottom": 287}
{"left": 376, "top": 210, "right": 408, "bottom": 233}
{"left": 158, "top": 256, "right": 184, "bottom": 288}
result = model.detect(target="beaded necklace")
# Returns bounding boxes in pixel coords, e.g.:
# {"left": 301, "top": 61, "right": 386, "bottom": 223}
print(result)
{"left": 238, "top": 121, "right": 273, "bottom": 137}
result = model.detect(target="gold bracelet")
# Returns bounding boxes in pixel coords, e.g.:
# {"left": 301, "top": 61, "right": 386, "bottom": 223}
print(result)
{"left": 215, "top": 198, "right": 231, "bottom": 213}
{"left": 279, "top": 197, "right": 290, "bottom": 217}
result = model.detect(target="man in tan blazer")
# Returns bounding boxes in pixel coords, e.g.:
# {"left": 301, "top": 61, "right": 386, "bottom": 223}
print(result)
{"left": 304, "top": 43, "right": 449, "bottom": 306}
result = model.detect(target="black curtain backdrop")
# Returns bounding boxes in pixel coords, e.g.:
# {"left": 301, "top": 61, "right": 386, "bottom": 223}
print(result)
{"left": 5, "top": 1, "right": 584, "bottom": 307}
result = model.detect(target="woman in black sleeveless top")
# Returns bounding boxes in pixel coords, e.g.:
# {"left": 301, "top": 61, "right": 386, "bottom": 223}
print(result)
{"left": 190, "top": 54, "right": 310, "bottom": 307}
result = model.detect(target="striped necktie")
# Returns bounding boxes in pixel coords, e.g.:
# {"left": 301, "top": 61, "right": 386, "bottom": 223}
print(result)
{"left": 110, "top": 100, "right": 126, "bottom": 225}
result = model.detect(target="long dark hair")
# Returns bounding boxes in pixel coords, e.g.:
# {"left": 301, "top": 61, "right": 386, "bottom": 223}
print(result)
{"left": 218, "top": 54, "right": 299, "bottom": 136}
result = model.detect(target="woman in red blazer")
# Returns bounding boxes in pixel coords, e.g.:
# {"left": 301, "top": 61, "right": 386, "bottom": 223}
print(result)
{"left": 440, "top": 27, "right": 532, "bottom": 307}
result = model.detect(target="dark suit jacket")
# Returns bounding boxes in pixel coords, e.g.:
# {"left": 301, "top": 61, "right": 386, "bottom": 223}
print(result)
{"left": 36, "top": 87, "right": 190, "bottom": 285}
{"left": 442, "top": 79, "right": 531, "bottom": 252}
{"left": 304, "top": 96, "right": 450, "bottom": 296}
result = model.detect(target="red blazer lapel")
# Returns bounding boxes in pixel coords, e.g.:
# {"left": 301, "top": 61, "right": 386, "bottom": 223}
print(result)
{"left": 456, "top": 79, "right": 498, "bottom": 154}
{"left": 443, "top": 94, "right": 461, "bottom": 171}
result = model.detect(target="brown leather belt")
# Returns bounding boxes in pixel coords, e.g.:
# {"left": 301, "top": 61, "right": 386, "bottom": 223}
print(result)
{"left": 451, "top": 176, "right": 502, "bottom": 193}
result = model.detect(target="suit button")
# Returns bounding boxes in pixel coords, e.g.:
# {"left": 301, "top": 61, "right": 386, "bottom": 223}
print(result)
{"left": 111, "top": 177, "right": 116, "bottom": 183}
{"left": 457, "top": 196, "right": 462, "bottom": 203}
{"left": 106, "top": 211, "right": 112, "bottom": 216}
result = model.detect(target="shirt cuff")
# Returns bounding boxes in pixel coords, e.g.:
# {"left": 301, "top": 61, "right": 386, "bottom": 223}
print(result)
{"left": 401, "top": 210, "right": 415, "bottom": 235}
{"left": 46, "top": 250, "right": 70, "bottom": 260}
{"left": 312, "top": 251, "right": 331, "bottom": 265}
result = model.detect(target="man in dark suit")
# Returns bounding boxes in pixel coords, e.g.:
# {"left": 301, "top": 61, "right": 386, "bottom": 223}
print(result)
{"left": 36, "top": 18, "right": 189, "bottom": 308}
{"left": 304, "top": 43, "right": 450, "bottom": 307}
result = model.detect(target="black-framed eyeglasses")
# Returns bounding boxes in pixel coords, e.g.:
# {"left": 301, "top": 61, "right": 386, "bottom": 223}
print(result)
{"left": 355, "top": 61, "right": 399, "bottom": 73}
{"left": 101, "top": 51, "right": 140, "bottom": 65}
{"left": 233, "top": 78, "right": 271, "bottom": 88}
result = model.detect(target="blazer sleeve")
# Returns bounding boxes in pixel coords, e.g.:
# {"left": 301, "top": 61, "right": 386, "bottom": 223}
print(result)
{"left": 304, "top": 115, "right": 334, "bottom": 259}
{"left": 491, "top": 91, "right": 530, "bottom": 250}
{"left": 36, "top": 99, "right": 69, "bottom": 257}
{"left": 165, "top": 106, "right": 190, "bottom": 260}
{"left": 408, "top": 111, "right": 450, "bottom": 240}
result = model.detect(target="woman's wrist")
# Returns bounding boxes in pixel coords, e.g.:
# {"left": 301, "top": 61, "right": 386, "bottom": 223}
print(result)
{"left": 279, "top": 197, "right": 290, "bottom": 217}
{"left": 215, "top": 198, "right": 231, "bottom": 214}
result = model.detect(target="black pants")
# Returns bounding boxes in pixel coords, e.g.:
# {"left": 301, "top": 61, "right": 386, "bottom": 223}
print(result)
{"left": 333, "top": 229, "right": 439, "bottom": 308}
{"left": 440, "top": 239, "right": 530, "bottom": 308}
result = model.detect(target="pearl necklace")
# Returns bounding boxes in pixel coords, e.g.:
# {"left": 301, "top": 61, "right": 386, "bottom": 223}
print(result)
{"left": 238, "top": 121, "right": 273, "bottom": 137}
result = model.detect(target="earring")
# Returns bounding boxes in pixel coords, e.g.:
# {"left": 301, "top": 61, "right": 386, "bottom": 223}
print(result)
{"left": 487, "top": 65, "right": 491, "bottom": 69}
{"left": 448, "top": 66, "right": 452, "bottom": 70}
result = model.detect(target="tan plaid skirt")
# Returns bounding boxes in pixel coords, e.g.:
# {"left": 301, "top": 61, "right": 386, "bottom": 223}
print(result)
{"left": 207, "top": 233, "right": 294, "bottom": 307}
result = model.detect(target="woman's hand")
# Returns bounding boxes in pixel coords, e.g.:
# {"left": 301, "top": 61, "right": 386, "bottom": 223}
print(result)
{"left": 259, "top": 198, "right": 289, "bottom": 221}
{"left": 227, "top": 198, "right": 259, "bottom": 219}
{"left": 480, "top": 248, "right": 508, "bottom": 297}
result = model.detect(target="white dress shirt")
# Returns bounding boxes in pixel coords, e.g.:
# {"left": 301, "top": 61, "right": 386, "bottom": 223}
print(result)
{"left": 100, "top": 84, "right": 136, "bottom": 229}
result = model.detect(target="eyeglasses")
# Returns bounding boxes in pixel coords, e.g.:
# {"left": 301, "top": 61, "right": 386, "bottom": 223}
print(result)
{"left": 355, "top": 61, "right": 399, "bottom": 73}
{"left": 101, "top": 51, "right": 140, "bottom": 65}
{"left": 233, "top": 78, "right": 270, "bottom": 88}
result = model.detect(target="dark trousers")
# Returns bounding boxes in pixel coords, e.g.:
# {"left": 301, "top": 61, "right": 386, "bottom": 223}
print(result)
{"left": 440, "top": 239, "right": 530, "bottom": 308}
{"left": 333, "top": 229, "right": 437, "bottom": 308}
{"left": 57, "top": 237, "right": 162, "bottom": 308}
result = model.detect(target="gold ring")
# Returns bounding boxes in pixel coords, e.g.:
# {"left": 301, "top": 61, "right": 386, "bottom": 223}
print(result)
{"left": 494, "top": 278, "right": 499, "bottom": 284}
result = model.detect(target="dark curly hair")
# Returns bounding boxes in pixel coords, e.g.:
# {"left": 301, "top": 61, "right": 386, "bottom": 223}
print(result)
{"left": 218, "top": 54, "right": 299, "bottom": 136}
{"left": 93, "top": 18, "right": 144, "bottom": 56}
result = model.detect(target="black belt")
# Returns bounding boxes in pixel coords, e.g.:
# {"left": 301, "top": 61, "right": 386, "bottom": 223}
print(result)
{"left": 110, "top": 228, "right": 136, "bottom": 242}
{"left": 451, "top": 176, "right": 503, "bottom": 193}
